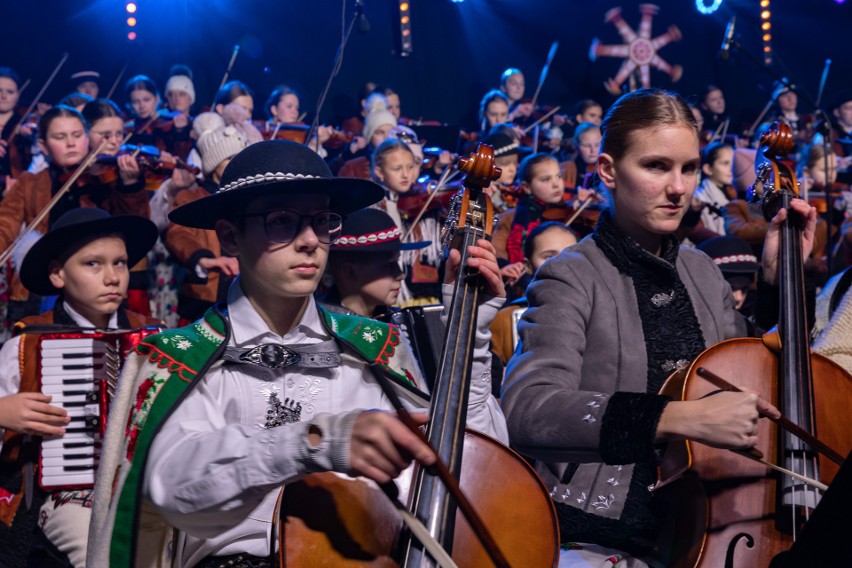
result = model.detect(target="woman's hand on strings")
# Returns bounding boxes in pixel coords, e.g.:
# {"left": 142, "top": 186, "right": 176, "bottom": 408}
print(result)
{"left": 444, "top": 238, "right": 507, "bottom": 299}
{"left": 762, "top": 197, "right": 817, "bottom": 285}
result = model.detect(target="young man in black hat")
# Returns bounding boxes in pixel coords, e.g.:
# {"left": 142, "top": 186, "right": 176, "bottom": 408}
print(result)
{"left": 88, "top": 140, "right": 508, "bottom": 567}
{"left": 0, "top": 207, "right": 160, "bottom": 567}
{"left": 325, "top": 208, "right": 430, "bottom": 318}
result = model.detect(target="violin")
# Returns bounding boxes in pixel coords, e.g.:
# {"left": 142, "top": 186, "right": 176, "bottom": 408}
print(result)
{"left": 397, "top": 179, "right": 460, "bottom": 218}
{"left": 421, "top": 146, "right": 458, "bottom": 171}
{"left": 654, "top": 122, "right": 852, "bottom": 567}
{"left": 256, "top": 120, "right": 355, "bottom": 147}
{"left": 275, "top": 144, "right": 560, "bottom": 567}
{"left": 100, "top": 144, "right": 200, "bottom": 176}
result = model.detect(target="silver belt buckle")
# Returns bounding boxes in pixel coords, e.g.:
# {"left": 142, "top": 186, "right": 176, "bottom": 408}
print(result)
{"left": 239, "top": 344, "right": 302, "bottom": 369}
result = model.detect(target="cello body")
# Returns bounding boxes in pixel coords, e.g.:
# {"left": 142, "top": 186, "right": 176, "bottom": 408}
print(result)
{"left": 656, "top": 122, "right": 852, "bottom": 567}
{"left": 658, "top": 340, "right": 852, "bottom": 567}
{"left": 278, "top": 430, "right": 559, "bottom": 567}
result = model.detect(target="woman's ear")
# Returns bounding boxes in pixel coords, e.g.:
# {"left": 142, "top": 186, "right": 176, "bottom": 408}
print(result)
{"left": 702, "top": 163, "right": 713, "bottom": 178}
{"left": 521, "top": 181, "right": 532, "bottom": 195}
{"left": 373, "top": 166, "right": 384, "bottom": 183}
{"left": 597, "top": 153, "right": 617, "bottom": 191}
{"left": 215, "top": 219, "right": 240, "bottom": 257}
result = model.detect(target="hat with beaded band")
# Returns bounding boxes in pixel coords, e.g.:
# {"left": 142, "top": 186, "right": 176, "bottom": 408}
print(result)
{"left": 168, "top": 140, "right": 384, "bottom": 229}
{"left": 331, "top": 208, "right": 429, "bottom": 253}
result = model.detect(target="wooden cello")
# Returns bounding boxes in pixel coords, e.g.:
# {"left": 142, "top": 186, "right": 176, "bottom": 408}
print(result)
{"left": 656, "top": 122, "right": 852, "bottom": 567}
{"left": 277, "top": 143, "right": 559, "bottom": 567}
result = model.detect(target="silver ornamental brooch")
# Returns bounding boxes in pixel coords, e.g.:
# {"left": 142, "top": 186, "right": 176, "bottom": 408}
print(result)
{"left": 651, "top": 290, "right": 675, "bottom": 307}
{"left": 265, "top": 392, "right": 302, "bottom": 428}
{"left": 240, "top": 344, "right": 301, "bottom": 369}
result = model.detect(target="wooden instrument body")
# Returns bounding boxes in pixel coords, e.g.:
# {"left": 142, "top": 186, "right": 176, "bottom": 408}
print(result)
{"left": 278, "top": 429, "right": 559, "bottom": 567}
{"left": 657, "top": 339, "right": 852, "bottom": 567}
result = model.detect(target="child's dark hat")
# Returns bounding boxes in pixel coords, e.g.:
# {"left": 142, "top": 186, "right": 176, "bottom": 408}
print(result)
{"left": 331, "top": 208, "right": 429, "bottom": 253}
{"left": 697, "top": 236, "right": 759, "bottom": 274}
{"left": 20, "top": 208, "right": 158, "bottom": 296}
{"left": 169, "top": 140, "right": 384, "bottom": 229}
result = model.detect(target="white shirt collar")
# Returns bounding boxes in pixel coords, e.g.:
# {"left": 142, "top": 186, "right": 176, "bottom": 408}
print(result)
{"left": 62, "top": 301, "right": 119, "bottom": 329}
{"left": 226, "top": 277, "right": 328, "bottom": 347}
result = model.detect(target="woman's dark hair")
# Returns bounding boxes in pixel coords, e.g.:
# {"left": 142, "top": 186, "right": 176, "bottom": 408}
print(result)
{"left": 518, "top": 152, "right": 557, "bottom": 185}
{"left": 371, "top": 139, "right": 414, "bottom": 179}
{"left": 58, "top": 92, "right": 94, "bottom": 109}
{"left": 701, "top": 141, "right": 733, "bottom": 167}
{"left": 600, "top": 88, "right": 698, "bottom": 161}
{"left": 82, "top": 98, "right": 123, "bottom": 125}
{"left": 214, "top": 80, "right": 253, "bottom": 107}
{"left": 369, "top": 85, "right": 397, "bottom": 99}
{"left": 523, "top": 221, "right": 575, "bottom": 261}
{"left": 0, "top": 67, "right": 21, "bottom": 88}
{"left": 125, "top": 74, "right": 159, "bottom": 100}
{"left": 573, "top": 99, "right": 601, "bottom": 117}
{"left": 38, "top": 105, "right": 87, "bottom": 140}
{"left": 478, "top": 89, "right": 509, "bottom": 123}
{"left": 700, "top": 84, "right": 722, "bottom": 105}
{"left": 573, "top": 122, "right": 601, "bottom": 146}
{"left": 264, "top": 86, "right": 299, "bottom": 120}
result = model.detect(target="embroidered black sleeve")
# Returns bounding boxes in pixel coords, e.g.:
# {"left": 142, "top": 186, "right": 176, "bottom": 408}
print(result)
{"left": 599, "top": 392, "right": 670, "bottom": 465}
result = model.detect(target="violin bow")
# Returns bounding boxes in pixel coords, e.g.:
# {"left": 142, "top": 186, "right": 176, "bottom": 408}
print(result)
{"left": 17, "top": 79, "right": 31, "bottom": 97}
{"left": 522, "top": 105, "right": 561, "bottom": 135}
{"left": 5, "top": 53, "right": 68, "bottom": 145}
{"left": 0, "top": 139, "right": 110, "bottom": 267}
{"left": 106, "top": 61, "right": 129, "bottom": 101}
{"left": 368, "top": 363, "right": 512, "bottom": 568}
{"left": 529, "top": 41, "right": 559, "bottom": 112}
{"left": 401, "top": 166, "right": 460, "bottom": 242}
{"left": 211, "top": 45, "right": 241, "bottom": 108}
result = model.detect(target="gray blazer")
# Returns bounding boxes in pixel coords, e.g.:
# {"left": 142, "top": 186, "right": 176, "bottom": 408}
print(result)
{"left": 501, "top": 236, "right": 745, "bottom": 523}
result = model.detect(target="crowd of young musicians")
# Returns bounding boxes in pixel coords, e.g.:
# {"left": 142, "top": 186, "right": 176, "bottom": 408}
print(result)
{"left": 0, "top": 56, "right": 849, "bottom": 567}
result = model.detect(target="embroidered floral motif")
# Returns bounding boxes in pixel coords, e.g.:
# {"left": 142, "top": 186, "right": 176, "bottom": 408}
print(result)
{"left": 175, "top": 339, "right": 192, "bottom": 350}
{"left": 561, "top": 487, "right": 571, "bottom": 501}
{"left": 125, "top": 373, "right": 168, "bottom": 460}
{"left": 576, "top": 491, "right": 587, "bottom": 504}
{"left": 586, "top": 400, "right": 600, "bottom": 408}
{"left": 606, "top": 477, "right": 619, "bottom": 486}
{"left": 593, "top": 393, "right": 606, "bottom": 398}
{"left": 297, "top": 377, "right": 322, "bottom": 417}
{"left": 361, "top": 325, "right": 383, "bottom": 344}
{"left": 592, "top": 493, "right": 616, "bottom": 510}
{"left": 582, "top": 414, "right": 596, "bottom": 423}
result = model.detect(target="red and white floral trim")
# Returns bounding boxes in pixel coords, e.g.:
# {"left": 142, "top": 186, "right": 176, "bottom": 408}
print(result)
{"left": 713, "top": 254, "right": 758, "bottom": 266}
{"left": 334, "top": 226, "right": 402, "bottom": 247}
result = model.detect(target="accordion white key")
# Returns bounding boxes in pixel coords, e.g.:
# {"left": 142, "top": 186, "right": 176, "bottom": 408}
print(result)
{"left": 36, "top": 328, "right": 159, "bottom": 491}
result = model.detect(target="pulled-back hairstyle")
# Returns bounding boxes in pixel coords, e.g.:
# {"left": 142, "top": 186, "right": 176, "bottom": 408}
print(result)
{"left": 214, "top": 80, "right": 253, "bottom": 107}
{"left": 522, "top": 221, "right": 575, "bottom": 261}
{"left": 371, "top": 139, "right": 414, "bottom": 180}
{"left": 798, "top": 143, "right": 835, "bottom": 179}
{"left": 573, "top": 122, "right": 601, "bottom": 147}
{"left": 82, "top": 98, "right": 123, "bottom": 125}
{"left": 125, "top": 74, "right": 159, "bottom": 99}
{"left": 600, "top": 88, "right": 698, "bottom": 161}
{"left": 0, "top": 67, "right": 21, "bottom": 88}
{"left": 518, "top": 152, "right": 558, "bottom": 185}
{"left": 38, "top": 105, "right": 87, "bottom": 140}
{"left": 479, "top": 89, "right": 509, "bottom": 123}
{"left": 500, "top": 68, "right": 522, "bottom": 87}
{"left": 264, "top": 86, "right": 299, "bottom": 120}
{"left": 701, "top": 141, "right": 733, "bottom": 167}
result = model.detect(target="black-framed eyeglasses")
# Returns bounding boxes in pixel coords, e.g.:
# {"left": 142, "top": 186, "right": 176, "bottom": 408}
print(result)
{"left": 241, "top": 210, "right": 343, "bottom": 244}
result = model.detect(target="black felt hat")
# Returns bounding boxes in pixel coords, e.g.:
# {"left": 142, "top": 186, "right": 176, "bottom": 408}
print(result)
{"left": 697, "top": 236, "right": 759, "bottom": 275}
{"left": 331, "top": 208, "right": 429, "bottom": 253}
{"left": 169, "top": 140, "right": 384, "bottom": 229}
{"left": 483, "top": 130, "right": 520, "bottom": 158}
{"left": 20, "top": 208, "right": 158, "bottom": 296}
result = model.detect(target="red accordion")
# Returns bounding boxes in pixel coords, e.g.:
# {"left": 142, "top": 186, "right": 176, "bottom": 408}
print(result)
{"left": 37, "top": 328, "right": 160, "bottom": 491}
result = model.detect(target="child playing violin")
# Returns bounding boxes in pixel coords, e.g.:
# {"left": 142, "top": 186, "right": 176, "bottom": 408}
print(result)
{"left": 336, "top": 103, "right": 397, "bottom": 179}
{"left": 0, "top": 67, "right": 34, "bottom": 190}
{"left": 260, "top": 86, "right": 332, "bottom": 155}
{"left": 561, "top": 122, "right": 601, "bottom": 190}
{"left": 483, "top": 128, "right": 521, "bottom": 214}
{"left": 492, "top": 153, "right": 567, "bottom": 284}
{"left": 0, "top": 105, "right": 150, "bottom": 323}
{"left": 163, "top": 65, "right": 196, "bottom": 160}
{"left": 371, "top": 138, "right": 443, "bottom": 304}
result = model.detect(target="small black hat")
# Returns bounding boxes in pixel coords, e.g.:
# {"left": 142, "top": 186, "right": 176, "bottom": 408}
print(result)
{"left": 829, "top": 89, "right": 852, "bottom": 112}
{"left": 697, "top": 236, "right": 759, "bottom": 275}
{"left": 70, "top": 70, "right": 100, "bottom": 88}
{"left": 169, "top": 140, "right": 384, "bottom": 229}
{"left": 331, "top": 208, "right": 429, "bottom": 253}
{"left": 483, "top": 130, "right": 519, "bottom": 158}
{"left": 20, "top": 208, "right": 158, "bottom": 296}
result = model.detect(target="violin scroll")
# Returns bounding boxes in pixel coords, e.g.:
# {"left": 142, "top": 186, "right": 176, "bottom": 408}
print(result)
{"left": 457, "top": 143, "right": 502, "bottom": 193}
{"left": 441, "top": 144, "right": 502, "bottom": 249}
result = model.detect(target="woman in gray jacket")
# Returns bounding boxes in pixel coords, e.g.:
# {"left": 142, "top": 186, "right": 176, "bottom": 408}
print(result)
{"left": 501, "top": 88, "right": 817, "bottom": 567}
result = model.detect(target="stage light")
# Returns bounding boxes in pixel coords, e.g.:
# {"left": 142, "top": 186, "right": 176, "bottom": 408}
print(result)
{"left": 396, "top": 0, "right": 413, "bottom": 56}
{"left": 762, "top": 22, "right": 770, "bottom": 30}
{"left": 128, "top": 31, "right": 137, "bottom": 40}
{"left": 126, "top": 1, "right": 138, "bottom": 41}
{"left": 760, "top": 0, "right": 772, "bottom": 64}
{"left": 761, "top": 10, "right": 770, "bottom": 19}
{"left": 126, "top": 2, "right": 137, "bottom": 13}
{"left": 760, "top": 0, "right": 769, "bottom": 6}
{"left": 695, "top": 0, "right": 723, "bottom": 14}
{"left": 127, "top": 17, "right": 137, "bottom": 26}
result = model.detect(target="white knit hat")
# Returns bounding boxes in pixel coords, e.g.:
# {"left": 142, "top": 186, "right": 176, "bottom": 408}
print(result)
{"left": 363, "top": 109, "right": 398, "bottom": 143}
{"left": 165, "top": 74, "right": 195, "bottom": 105}
{"left": 196, "top": 125, "right": 248, "bottom": 175}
